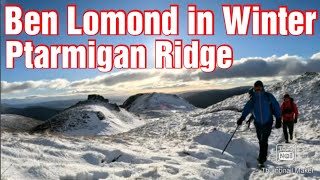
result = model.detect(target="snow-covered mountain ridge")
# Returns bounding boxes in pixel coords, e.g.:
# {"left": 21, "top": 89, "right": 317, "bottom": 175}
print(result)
{"left": 31, "top": 95, "right": 144, "bottom": 135}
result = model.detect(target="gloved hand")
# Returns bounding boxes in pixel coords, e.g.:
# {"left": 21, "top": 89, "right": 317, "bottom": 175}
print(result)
{"left": 275, "top": 118, "right": 282, "bottom": 129}
{"left": 294, "top": 117, "right": 297, "bottom": 123}
{"left": 237, "top": 116, "right": 245, "bottom": 126}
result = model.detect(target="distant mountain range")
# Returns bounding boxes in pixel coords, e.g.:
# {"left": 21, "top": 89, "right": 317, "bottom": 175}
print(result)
{"left": 180, "top": 86, "right": 251, "bottom": 108}
{"left": 1, "top": 104, "right": 62, "bottom": 121}
{"left": 1, "top": 114, "right": 42, "bottom": 132}
{"left": 1, "top": 99, "right": 83, "bottom": 109}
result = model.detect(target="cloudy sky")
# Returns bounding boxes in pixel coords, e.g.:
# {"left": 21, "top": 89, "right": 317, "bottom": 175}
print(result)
{"left": 1, "top": 0, "right": 320, "bottom": 101}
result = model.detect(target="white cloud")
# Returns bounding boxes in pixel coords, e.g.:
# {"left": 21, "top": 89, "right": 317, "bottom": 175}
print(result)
{"left": 1, "top": 79, "right": 69, "bottom": 94}
{"left": 311, "top": 52, "right": 320, "bottom": 60}
{"left": 2, "top": 52, "right": 320, "bottom": 99}
{"left": 196, "top": 52, "right": 320, "bottom": 80}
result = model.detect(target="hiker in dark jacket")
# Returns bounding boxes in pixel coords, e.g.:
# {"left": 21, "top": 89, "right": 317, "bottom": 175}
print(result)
{"left": 281, "top": 94, "right": 299, "bottom": 143}
{"left": 237, "top": 80, "right": 282, "bottom": 165}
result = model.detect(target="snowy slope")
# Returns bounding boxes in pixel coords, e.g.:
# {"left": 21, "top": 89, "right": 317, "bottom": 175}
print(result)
{"left": 1, "top": 102, "right": 252, "bottom": 179}
{"left": 31, "top": 96, "right": 144, "bottom": 136}
{"left": 1, "top": 114, "right": 42, "bottom": 132}
{"left": 1, "top": 131, "right": 249, "bottom": 180}
{"left": 123, "top": 92, "right": 196, "bottom": 113}
{"left": 199, "top": 72, "right": 320, "bottom": 118}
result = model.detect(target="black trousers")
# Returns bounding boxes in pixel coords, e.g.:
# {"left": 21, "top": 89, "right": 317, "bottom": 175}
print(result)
{"left": 254, "top": 122, "right": 272, "bottom": 163}
{"left": 283, "top": 121, "right": 294, "bottom": 141}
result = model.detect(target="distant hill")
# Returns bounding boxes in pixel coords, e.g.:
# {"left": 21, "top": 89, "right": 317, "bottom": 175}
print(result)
{"left": 1, "top": 114, "right": 42, "bottom": 132}
{"left": 1, "top": 99, "right": 82, "bottom": 109}
{"left": 1, "top": 96, "right": 127, "bottom": 109}
{"left": 120, "top": 92, "right": 196, "bottom": 118}
{"left": 180, "top": 86, "right": 251, "bottom": 108}
{"left": 1, "top": 105, "right": 62, "bottom": 121}
{"left": 122, "top": 92, "right": 196, "bottom": 112}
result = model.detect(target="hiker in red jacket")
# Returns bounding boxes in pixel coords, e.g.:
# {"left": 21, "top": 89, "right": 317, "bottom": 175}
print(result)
{"left": 281, "top": 94, "right": 299, "bottom": 143}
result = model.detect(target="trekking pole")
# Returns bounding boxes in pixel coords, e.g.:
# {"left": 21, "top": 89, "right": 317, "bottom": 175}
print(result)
{"left": 222, "top": 125, "right": 240, "bottom": 155}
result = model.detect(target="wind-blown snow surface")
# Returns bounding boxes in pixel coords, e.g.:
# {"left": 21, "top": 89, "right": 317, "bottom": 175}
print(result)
{"left": 1, "top": 73, "right": 320, "bottom": 179}
{"left": 1, "top": 130, "right": 248, "bottom": 180}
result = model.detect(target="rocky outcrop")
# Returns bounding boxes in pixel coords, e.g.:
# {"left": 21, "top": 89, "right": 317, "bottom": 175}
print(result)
{"left": 88, "top": 94, "right": 109, "bottom": 102}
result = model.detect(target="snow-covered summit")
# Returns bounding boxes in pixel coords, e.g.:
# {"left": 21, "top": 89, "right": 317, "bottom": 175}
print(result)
{"left": 122, "top": 92, "right": 196, "bottom": 113}
{"left": 31, "top": 95, "right": 144, "bottom": 135}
